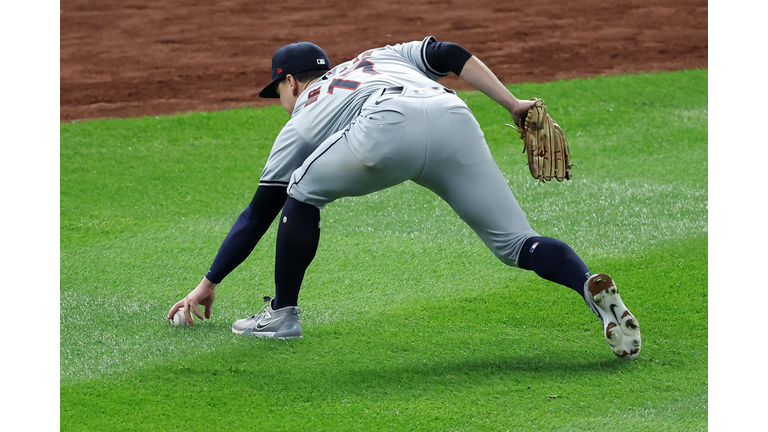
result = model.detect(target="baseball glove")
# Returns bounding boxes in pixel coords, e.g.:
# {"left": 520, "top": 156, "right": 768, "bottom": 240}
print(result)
{"left": 507, "top": 98, "right": 574, "bottom": 182}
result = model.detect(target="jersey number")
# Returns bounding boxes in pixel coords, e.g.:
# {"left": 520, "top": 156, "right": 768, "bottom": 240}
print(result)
{"left": 329, "top": 54, "right": 380, "bottom": 94}
{"left": 327, "top": 78, "right": 360, "bottom": 94}
{"left": 306, "top": 55, "right": 380, "bottom": 105}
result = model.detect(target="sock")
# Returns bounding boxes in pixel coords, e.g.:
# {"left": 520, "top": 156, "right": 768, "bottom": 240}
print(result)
{"left": 273, "top": 197, "right": 321, "bottom": 309}
{"left": 517, "top": 236, "right": 592, "bottom": 297}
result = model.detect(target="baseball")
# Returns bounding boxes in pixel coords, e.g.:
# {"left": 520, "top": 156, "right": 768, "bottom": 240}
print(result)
{"left": 171, "top": 308, "right": 190, "bottom": 326}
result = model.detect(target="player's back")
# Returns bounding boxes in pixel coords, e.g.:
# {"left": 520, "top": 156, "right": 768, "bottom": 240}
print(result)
{"left": 289, "top": 38, "right": 448, "bottom": 147}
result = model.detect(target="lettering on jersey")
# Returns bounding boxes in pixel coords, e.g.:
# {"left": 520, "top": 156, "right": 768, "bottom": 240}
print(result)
{"left": 338, "top": 50, "right": 377, "bottom": 77}
{"left": 304, "top": 87, "right": 322, "bottom": 107}
{"left": 327, "top": 78, "right": 360, "bottom": 94}
{"left": 353, "top": 59, "right": 380, "bottom": 75}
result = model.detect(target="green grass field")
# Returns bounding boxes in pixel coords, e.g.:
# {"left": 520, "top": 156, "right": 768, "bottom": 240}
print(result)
{"left": 61, "top": 69, "right": 707, "bottom": 431}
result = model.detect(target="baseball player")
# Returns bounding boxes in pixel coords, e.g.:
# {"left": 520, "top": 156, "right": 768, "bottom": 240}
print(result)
{"left": 168, "top": 37, "right": 641, "bottom": 359}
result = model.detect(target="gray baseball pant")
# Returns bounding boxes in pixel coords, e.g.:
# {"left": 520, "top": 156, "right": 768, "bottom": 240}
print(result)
{"left": 287, "top": 86, "right": 538, "bottom": 267}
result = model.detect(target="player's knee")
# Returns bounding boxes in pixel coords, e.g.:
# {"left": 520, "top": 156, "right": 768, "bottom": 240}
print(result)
{"left": 485, "top": 231, "right": 536, "bottom": 268}
{"left": 492, "top": 251, "right": 517, "bottom": 267}
{"left": 540, "top": 237, "right": 574, "bottom": 258}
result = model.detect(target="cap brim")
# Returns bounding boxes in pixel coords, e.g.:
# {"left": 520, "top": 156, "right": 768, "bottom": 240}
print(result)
{"left": 259, "top": 79, "right": 280, "bottom": 98}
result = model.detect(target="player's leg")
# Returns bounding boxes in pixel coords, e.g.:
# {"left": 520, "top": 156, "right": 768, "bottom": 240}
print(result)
{"left": 516, "top": 237, "right": 640, "bottom": 359}
{"left": 233, "top": 127, "right": 403, "bottom": 336}
{"left": 408, "top": 95, "right": 595, "bottom": 295}
{"left": 415, "top": 96, "right": 590, "bottom": 291}
{"left": 262, "top": 101, "right": 432, "bottom": 315}
{"left": 412, "top": 95, "right": 539, "bottom": 268}
{"left": 272, "top": 196, "right": 321, "bottom": 309}
{"left": 413, "top": 94, "right": 641, "bottom": 357}
{"left": 517, "top": 236, "right": 592, "bottom": 295}
{"left": 416, "top": 160, "right": 625, "bottom": 318}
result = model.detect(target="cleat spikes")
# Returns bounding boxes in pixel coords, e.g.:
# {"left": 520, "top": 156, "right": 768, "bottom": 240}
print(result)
{"left": 584, "top": 274, "right": 641, "bottom": 360}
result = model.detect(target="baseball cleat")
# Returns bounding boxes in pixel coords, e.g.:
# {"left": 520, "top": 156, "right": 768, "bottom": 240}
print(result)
{"left": 584, "top": 274, "right": 641, "bottom": 359}
{"left": 232, "top": 297, "right": 302, "bottom": 339}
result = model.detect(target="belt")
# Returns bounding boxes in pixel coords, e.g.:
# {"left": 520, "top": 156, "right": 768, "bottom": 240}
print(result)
{"left": 381, "top": 86, "right": 456, "bottom": 95}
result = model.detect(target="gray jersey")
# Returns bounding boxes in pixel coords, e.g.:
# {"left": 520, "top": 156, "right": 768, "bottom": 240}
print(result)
{"left": 262, "top": 36, "right": 538, "bottom": 268}
{"left": 259, "top": 36, "right": 448, "bottom": 187}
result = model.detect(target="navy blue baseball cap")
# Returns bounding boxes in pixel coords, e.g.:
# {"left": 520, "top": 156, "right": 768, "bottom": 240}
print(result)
{"left": 259, "top": 42, "right": 331, "bottom": 98}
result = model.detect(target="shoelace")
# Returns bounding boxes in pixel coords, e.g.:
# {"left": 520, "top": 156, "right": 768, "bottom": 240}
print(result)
{"left": 248, "top": 297, "right": 274, "bottom": 320}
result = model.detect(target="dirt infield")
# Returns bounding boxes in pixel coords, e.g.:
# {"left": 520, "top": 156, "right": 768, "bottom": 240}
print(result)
{"left": 60, "top": 0, "right": 707, "bottom": 122}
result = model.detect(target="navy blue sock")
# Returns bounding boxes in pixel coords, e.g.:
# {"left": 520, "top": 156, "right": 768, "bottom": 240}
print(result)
{"left": 273, "top": 197, "right": 321, "bottom": 309}
{"left": 517, "top": 236, "right": 592, "bottom": 296}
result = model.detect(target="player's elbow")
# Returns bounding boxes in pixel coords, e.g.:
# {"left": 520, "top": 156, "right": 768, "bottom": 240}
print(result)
{"left": 424, "top": 40, "right": 473, "bottom": 76}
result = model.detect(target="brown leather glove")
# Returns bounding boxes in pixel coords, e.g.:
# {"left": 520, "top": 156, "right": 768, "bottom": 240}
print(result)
{"left": 508, "top": 98, "right": 574, "bottom": 182}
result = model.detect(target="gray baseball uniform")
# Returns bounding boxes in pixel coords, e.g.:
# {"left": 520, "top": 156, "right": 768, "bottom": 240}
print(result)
{"left": 210, "top": 37, "right": 639, "bottom": 360}
{"left": 261, "top": 37, "right": 538, "bottom": 266}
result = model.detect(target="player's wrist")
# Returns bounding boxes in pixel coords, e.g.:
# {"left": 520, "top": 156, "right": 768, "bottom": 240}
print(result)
{"left": 509, "top": 97, "right": 527, "bottom": 113}
{"left": 510, "top": 99, "right": 534, "bottom": 122}
{"left": 201, "top": 277, "right": 218, "bottom": 291}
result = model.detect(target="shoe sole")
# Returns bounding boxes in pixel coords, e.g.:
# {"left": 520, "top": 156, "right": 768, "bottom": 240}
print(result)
{"left": 585, "top": 274, "right": 641, "bottom": 359}
{"left": 231, "top": 327, "right": 302, "bottom": 339}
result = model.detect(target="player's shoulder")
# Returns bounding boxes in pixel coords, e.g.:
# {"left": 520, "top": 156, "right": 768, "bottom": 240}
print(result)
{"left": 339, "top": 36, "right": 436, "bottom": 62}
{"left": 383, "top": 36, "right": 437, "bottom": 54}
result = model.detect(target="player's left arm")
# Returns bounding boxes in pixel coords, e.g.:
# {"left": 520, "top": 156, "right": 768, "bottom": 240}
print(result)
{"left": 424, "top": 40, "right": 533, "bottom": 124}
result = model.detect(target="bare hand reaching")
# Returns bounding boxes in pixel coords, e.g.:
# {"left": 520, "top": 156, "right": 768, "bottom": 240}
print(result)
{"left": 167, "top": 277, "right": 217, "bottom": 326}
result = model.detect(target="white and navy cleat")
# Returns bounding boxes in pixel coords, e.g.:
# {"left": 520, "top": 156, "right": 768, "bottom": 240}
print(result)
{"left": 584, "top": 274, "right": 641, "bottom": 359}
